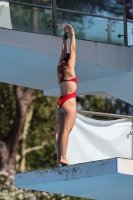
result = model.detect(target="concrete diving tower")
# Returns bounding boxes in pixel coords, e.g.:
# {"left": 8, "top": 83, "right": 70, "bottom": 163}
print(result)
{"left": 0, "top": 27, "right": 133, "bottom": 105}
{"left": 0, "top": 1, "right": 133, "bottom": 105}
{"left": 15, "top": 158, "right": 133, "bottom": 200}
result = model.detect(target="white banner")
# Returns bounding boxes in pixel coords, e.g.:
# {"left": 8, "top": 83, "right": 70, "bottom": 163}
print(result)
{"left": 67, "top": 113, "right": 133, "bottom": 164}
{"left": 0, "top": 2, "right": 12, "bottom": 29}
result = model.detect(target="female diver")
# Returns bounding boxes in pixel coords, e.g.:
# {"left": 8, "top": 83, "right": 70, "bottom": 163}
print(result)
{"left": 55, "top": 24, "right": 78, "bottom": 166}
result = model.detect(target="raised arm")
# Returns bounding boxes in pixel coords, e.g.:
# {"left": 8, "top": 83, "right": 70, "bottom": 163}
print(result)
{"left": 58, "top": 24, "right": 69, "bottom": 66}
{"left": 67, "top": 24, "right": 76, "bottom": 67}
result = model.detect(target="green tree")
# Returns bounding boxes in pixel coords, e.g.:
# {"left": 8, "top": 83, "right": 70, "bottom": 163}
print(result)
{"left": 77, "top": 95, "right": 133, "bottom": 120}
{"left": 0, "top": 83, "right": 58, "bottom": 172}
{"left": 0, "top": 84, "right": 35, "bottom": 171}
{"left": 18, "top": 92, "right": 58, "bottom": 171}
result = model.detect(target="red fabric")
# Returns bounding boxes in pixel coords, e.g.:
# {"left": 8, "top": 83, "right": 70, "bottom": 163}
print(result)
{"left": 57, "top": 91, "right": 77, "bottom": 108}
{"left": 58, "top": 76, "right": 78, "bottom": 108}
{"left": 59, "top": 75, "right": 78, "bottom": 84}
{"left": 59, "top": 76, "right": 78, "bottom": 84}
{"left": 58, "top": 72, "right": 78, "bottom": 107}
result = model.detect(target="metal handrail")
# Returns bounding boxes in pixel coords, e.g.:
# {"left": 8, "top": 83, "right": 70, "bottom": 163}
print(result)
{"left": 57, "top": 7, "right": 133, "bottom": 22}
{"left": 77, "top": 110, "right": 133, "bottom": 120}
{"left": 77, "top": 110, "right": 133, "bottom": 134}
{"left": 4, "top": 0, "right": 52, "bottom": 10}
{"left": 1, "top": 0, "right": 132, "bottom": 45}
{"left": 2, "top": 0, "right": 133, "bottom": 22}
{"left": 78, "top": 110, "right": 133, "bottom": 134}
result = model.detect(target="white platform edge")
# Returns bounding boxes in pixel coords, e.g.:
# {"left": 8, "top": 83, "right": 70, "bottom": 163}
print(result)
{"left": 118, "top": 158, "right": 133, "bottom": 175}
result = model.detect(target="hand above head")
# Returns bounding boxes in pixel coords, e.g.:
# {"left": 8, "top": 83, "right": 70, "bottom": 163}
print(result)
{"left": 67, "top": 24, "right": 75, "bottom": 36}
{"left": 62, "top": 24, "right": 69, "bottom": 34}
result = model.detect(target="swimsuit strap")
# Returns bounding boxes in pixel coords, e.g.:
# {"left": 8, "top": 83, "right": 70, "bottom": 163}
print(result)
{"left": 59, "top": 76, "right": 78, "bottom": 84}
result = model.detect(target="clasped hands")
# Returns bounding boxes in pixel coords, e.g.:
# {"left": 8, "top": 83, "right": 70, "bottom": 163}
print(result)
{"left": 62, "top": 23, "right": 74, "bottom": 36}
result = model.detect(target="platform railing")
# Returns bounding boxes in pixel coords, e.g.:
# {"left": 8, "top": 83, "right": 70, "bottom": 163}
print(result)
{"left": 0, "top": 0, "right": 132, "bottom": 45}
{"left": 77, "top": 110, "right": 133, "bottom": 134}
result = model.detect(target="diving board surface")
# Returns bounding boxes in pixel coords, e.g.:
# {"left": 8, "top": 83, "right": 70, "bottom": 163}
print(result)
{"left": 15, "top": 157, "right": 133, "bottom": 200}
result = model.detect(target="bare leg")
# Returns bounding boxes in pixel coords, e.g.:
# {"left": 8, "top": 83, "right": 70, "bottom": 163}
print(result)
{"left": 55, "top": 105, "right": 64, "bottom": 164}
{"left": 60, "top": 98, "right": 77, "bottom": 165}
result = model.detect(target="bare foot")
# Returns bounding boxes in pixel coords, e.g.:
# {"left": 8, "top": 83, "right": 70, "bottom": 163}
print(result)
{"left": 60, "top": 157, "right": 70, "bottom": 165}
{"left": 56, "top": 155, "right": 61, "bottom": 165}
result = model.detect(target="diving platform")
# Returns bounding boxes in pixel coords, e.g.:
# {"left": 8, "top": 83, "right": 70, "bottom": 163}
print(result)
{"left": 15, "top": 157, "right": 133, "bottom": 200}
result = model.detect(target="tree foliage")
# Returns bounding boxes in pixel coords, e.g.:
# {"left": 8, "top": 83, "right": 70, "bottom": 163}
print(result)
{"left": 20, "top": 92, "right": 58, "bottom": 171}
{"left": 0, "top": 84, "right": 35, "bottom": 171}
{"left": 77, "top": 95, "right": 133, "bottom": 120}
{"left": 0, "top": 83, "right": 58, "bottom": 171}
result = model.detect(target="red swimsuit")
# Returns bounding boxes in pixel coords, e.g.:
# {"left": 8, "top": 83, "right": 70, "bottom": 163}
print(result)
{"left": 58, "top": 73, "right": 78, "bottom": 108}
